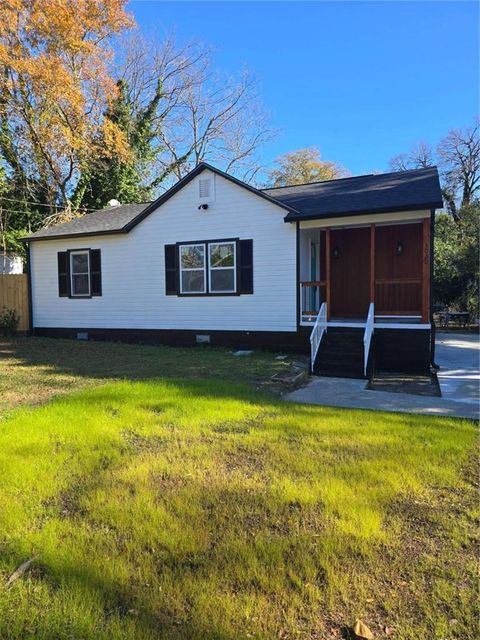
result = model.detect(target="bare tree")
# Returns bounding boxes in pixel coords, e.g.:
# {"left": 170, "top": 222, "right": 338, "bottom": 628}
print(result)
{"left": 389, "top": 141, "right": 435, "bottom": 172}
{"left": 116, "top": 32, "right": 276, "bottom": 188}
{"left": 438, "top": 122, "right": 480, "bottom": 219}
{"left": 388, "top": 122, "right": 480, "bottom": 220}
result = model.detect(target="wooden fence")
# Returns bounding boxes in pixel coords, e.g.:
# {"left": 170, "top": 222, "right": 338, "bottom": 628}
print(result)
{"left": 0, "top": 274, "right": 30, "bottom": 332}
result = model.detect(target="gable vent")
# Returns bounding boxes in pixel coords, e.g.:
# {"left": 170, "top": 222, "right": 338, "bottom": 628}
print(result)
{"left": 199, "top": 178, "right": 211, "bottom": 199}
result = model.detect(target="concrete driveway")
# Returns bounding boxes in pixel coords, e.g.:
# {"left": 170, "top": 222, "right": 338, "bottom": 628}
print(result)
{"left": 435, "top": 332, "right": 479, "bottom": 406}
{"left": 285, "top": 332, "right": 479, "bottom": 420}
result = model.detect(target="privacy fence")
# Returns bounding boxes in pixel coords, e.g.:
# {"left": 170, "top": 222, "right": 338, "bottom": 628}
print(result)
{"left": 0, "top": 274, "right": 30, "bottom": 332}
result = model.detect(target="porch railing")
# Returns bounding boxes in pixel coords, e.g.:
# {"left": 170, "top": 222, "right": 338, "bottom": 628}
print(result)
{"left": 300, "top": 281, "right": 326, "bottom": 322}
{"left": 375, "top": 278, "right": 422, "bottom": 316}
{"left": 310, "top": 302, "right": 327, "bottom": 372}
{"left": 363, "top": 303, "right": 374, "bottom": 376}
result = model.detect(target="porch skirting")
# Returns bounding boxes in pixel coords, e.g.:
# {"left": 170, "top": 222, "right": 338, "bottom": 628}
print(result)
{"left": 32, "top": 326, "right": 311, "bottom": 354}
{"left": 373, "top": 328, "right": 431, "bottom": 374}
{"left": 33, "top": 326, "right": 431, "bottom": 373}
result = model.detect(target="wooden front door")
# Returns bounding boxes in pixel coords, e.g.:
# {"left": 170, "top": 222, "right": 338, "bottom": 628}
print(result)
{"left": 330, "top": 227, "right": 371, "bottom": 317}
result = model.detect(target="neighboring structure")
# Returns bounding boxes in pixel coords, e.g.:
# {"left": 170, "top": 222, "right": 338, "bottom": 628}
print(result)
{"left": 23, "top": 163, "right": 443, "bottom": 376}
{"left": 0, "top": 252, "right": 23, "bottom": 274}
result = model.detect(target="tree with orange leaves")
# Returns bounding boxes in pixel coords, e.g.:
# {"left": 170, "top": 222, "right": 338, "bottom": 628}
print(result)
{"left": 0, "top": 0, "right": 133, "bottom": 226}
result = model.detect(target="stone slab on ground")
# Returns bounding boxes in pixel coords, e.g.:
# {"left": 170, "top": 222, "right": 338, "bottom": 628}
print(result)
{"left": 284, "top": 376, "right": 478, "bottom": 420}
{"left": 285, "top": 333, "right": 479, "bottom": 420}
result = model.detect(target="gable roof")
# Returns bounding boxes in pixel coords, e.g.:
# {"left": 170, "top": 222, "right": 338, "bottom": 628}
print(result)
{"left": 263, "top": 166, "right": 443, "bottom": 222}
{"left": 23, "top": 203, "right": 151, "bottom": 242}
{"left": 23, "top": 163, "right": 297, "bottom": 242}
{"left": 23, "top": 163, "right": 444, "bottom": 242}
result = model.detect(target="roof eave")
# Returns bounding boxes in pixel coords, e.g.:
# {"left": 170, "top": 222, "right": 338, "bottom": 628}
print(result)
{"left": 21, "top": 228, "right": 129, "bottom": 243}
{"left": 283, "top": 201, "right": 444, "bottom": 223}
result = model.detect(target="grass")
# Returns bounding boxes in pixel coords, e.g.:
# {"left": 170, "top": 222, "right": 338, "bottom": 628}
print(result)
{"left": 0, "top": 338, "right": 478, "bottom": 639}
{"left": 0, "top": 337, "right": 295, "bottom": 417}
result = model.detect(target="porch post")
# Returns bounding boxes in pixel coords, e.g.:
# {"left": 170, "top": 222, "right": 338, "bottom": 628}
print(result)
{"left": 422, "top": 216, "right": 431, "bottom": 323}
{"left": 370, "top": 224, "right": 375, "bottom": 304}
{"left": 326, "top": 227, "right": 331, "bottom": 320}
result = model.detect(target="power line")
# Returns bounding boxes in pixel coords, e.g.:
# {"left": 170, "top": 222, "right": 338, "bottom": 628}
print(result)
{"left": 0, "top": 207, "right": 59, "bottom": 216}
{"left": 0, "top": 196, "right": 97, "bottom": 213}
{"left": 0, "top": 206, "right": 90, "bottom": 218}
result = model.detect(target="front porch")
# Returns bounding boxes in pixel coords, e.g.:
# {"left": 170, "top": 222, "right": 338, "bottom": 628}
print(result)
{"left": 299, "top": 217, "right": 431, "bottom": 329}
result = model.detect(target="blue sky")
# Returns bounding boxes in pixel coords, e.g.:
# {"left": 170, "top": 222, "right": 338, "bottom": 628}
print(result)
{"left": 128, "top": 1, "right": 479, "bottom": 176}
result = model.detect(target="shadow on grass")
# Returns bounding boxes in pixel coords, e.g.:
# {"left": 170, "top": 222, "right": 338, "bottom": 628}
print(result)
{"left": 0, "top": 337, "right": 285, "bottom": 387}
{"left": 0, "top": 374, "right": 476, "bottom": 639}
{"left": 2, "top": 547, "right": 241, "bottom": 639}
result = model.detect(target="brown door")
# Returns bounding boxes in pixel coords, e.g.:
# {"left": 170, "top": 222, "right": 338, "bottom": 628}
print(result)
{"left": 330, "top": 227, "right": 370, "bottom": 318}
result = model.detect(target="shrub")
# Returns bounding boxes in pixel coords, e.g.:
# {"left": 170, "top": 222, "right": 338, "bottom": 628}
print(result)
{"left": 0, "top": 307, "right": 20, "bottom": 336}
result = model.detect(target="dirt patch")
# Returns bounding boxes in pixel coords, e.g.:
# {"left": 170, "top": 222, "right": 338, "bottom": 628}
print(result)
{"left": 220, "top": 445, "right": 266, "bottom": 477}
{"left": 368, "top": 372, "right": 441, "bottom": 396}
{"left": 259, "top": 357, "right": 310, "bottom": 394}
{"left": 121, "top": 429, "right": 169, "bottom": 453}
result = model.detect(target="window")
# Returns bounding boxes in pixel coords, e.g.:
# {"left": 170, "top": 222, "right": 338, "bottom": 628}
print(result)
{"left": 165, "top": 239, "right": 252, "bottom": 296}
{"left": 180, "top": 244, "right": 206, "bottom": 293}
{"left": 57, "top": 249, "right": 102, "bottom": 298}
{"left": 209, "top": 242, "right": 236, "bottom": 293}
{"left": 177, "top": 240, "right": 237, "bottom": 295}
{"left": 70, "top": 250, "right": 90, "bottom": 296}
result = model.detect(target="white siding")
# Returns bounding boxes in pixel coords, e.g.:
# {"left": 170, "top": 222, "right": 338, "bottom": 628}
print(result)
{"left": 30, "top": 170, "right": 297, "bottom": 332}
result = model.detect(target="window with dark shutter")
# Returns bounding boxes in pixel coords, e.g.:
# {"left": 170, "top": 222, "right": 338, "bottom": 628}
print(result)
{"left": 58, "top": 251, "right": 69, "bottom": 297}
{"left": 238, "top": 239, "right": 253, "bottom": 294}
{"left": 90, "top": 249, "right": 102, "bottom": 296}
{"left": 165, "top": 244, "right": 178, "bottom": 294}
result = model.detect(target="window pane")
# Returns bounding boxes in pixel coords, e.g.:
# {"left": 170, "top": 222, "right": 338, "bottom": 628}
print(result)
{"left": 72, "top": 274, "right": 89, "bottom": 295}
{"left": 181, "top": 270, "right": 205, "bottom": 293}
{"left": 180, "top": 245, "right": 204, "bottom": 269}
{"left": 72, "top": 253, "right": 89, "bottom": 273}
{"left": 210, "top": 268, "right": 235, "bottom": 292}
{"left": 210, "top": 243, "right": 234, "bottom": 268}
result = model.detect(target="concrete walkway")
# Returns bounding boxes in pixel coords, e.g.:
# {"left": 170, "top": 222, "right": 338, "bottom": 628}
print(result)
{"left": 285, "top": 333, "right": 479, "bottom": 420}
{"left": 435, "top": 333, "right": 479, "bottom": 407}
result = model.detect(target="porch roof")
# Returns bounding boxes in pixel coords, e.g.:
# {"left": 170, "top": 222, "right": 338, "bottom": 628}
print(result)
{"left": 263, "top": 166, "right": 444, "bottom": 222}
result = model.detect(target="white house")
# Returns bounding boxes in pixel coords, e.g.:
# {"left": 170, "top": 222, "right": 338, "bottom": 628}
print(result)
{"left": 23, "top": 163, "right": 444, "bottom": 377}
{"left": 0, "top": 252, "right": 23, "bottom": 274}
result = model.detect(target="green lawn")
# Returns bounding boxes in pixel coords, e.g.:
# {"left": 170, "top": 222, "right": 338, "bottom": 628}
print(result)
{"left": 0, "top": 338, "right": 478, "bottom": 639}
{"left": 0, "top": 337, "right": 295, "bottom": 417}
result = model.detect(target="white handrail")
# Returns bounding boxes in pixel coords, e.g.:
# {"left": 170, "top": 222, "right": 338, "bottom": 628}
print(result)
{"left": 363, "top": 303, "right": 375, "bottom": 376}
{"left": 310, "top": 302, "right": 327, "bottom": 372}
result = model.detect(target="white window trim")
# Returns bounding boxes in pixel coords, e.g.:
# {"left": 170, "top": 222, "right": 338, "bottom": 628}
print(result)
{"left": 70, "top": 250, "right": 90, "bottom": 297}
{"left": 208, "top": 241, "right": 237, "bottom": 294}
{"left": 179, "top": 243, "right": 206, "bottom": 294}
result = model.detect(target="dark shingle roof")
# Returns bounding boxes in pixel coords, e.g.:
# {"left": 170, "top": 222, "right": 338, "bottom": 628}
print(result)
{"left": 24, "top": 203, "right": 151, "bottom": 241}
{"left": 23, "top": 162, "right": 296, "bottom": 242}
{"left": 263, "top": 166, "right": 443, "bottom": 221}
{"left": 23, "top": 164, "right": 443, "bottom": 242}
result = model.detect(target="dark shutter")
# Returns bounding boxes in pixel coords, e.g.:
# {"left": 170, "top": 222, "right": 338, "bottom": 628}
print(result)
{"left": 165, "top": 244, "right": 178, "bottom": 295}
{"left": 238, "top": 239, "right": 253, "bottom": 294}
{"left": 58, "top": 251, "right": 69, "bottom": 297}
{"left": 90, "top": 249, "right": 102, "bottom": 296}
